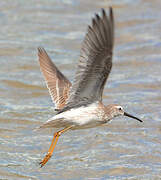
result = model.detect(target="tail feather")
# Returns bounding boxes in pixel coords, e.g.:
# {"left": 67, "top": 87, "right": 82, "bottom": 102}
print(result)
{"left": 33, "top": 118, "right": 66, "bottom": 131}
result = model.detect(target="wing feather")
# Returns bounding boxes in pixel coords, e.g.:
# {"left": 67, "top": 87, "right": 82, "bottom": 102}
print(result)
{"left": 38, "top": 47, "right": 72, "bottom": 110}
{"left": 62, "top": 8, "right": 114, "bottom": 112}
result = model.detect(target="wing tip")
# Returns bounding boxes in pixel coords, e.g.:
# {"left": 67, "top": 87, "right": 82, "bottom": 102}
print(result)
{"left": 101, "top": 7, "right": 113, "bottom": 17}
{"left": 38, "top": 46, "right": 46, "bottom": 54}
{"left": 109, "top": 6, "right": 113, "bottom": 22}
{"left": 92, "top": 7, "right": 114, "bottom": 26}
{"left": 101, "top": 8, "right": 105, "bottom": 16}
{"left": 37, "top": 47, "right": 50, "bottom": 61}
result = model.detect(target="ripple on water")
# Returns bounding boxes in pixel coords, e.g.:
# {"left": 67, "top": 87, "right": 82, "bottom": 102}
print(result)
{"left": 0, "top": 0, "right": 161, "bottom": 179}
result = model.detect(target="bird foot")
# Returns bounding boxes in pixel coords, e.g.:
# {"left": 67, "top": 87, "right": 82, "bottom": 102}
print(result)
{"left": 39, "top": 152, "right": 52, "bottom": 167}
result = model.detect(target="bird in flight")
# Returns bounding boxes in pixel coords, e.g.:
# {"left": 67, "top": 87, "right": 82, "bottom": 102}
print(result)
{"left": 37, "top": 7, "right": 143, "bottom": 167}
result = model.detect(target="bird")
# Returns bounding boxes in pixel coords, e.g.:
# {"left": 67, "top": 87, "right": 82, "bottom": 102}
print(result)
{"left": 37, "top": 7, "right": 143, "bottom": 167}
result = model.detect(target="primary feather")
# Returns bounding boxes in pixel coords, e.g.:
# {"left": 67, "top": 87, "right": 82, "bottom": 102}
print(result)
{"left": 38, "top": 47, "right": 71, "bottom": 110}
{"left": 59, "top": 8, "right": 114, "bottom": 114}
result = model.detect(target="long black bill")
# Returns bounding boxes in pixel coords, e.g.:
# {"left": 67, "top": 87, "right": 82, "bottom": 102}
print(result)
{"left": 124, "top": 112, "right": 143, "bottom": 122}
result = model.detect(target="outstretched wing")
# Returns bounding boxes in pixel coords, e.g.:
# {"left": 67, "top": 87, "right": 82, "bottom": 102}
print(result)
{"left": 61, "top": 8, "right": 114, "bottom": 112}
{"left": 38, "top": 47, "right": 72, "bottom": 110}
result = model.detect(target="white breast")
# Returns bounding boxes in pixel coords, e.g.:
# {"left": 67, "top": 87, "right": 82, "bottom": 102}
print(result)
{"left": 45, "top": 102, "right": 104, "bottom": 128}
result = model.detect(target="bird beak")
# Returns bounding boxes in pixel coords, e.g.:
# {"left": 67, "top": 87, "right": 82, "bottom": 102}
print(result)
{"left": 124, "top": 112, "right": 143, "bottom": 122}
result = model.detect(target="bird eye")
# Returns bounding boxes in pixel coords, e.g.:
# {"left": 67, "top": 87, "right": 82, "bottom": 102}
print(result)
{"left": 118, "top": 107, "right": 122, "bottom": 111}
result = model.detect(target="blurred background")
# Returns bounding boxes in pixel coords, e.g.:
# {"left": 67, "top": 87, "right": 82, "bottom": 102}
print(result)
{"left": 0, "top": 0, "right": 161, "bottom": 179}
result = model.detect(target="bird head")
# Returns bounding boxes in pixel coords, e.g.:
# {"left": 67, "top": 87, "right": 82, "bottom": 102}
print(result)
{"left": 105, "top": 104, "right": 143, "bottom": 122}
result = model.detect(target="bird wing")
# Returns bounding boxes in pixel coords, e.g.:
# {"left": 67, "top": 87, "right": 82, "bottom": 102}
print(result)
{"left": 60, "top": 8, "right": 114, "bottom": 113}
{"left": 38, "top": 47, "right": 72, "bottom": 110}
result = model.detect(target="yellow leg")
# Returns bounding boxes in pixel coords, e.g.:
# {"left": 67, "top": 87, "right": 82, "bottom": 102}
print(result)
{"left": 39, "top": 126, "right": 73, "bottom": 167}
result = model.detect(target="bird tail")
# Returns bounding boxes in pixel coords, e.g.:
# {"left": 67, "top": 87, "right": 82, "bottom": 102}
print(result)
{"left": 33, "top": 117, "right": 65, "bottom": 132}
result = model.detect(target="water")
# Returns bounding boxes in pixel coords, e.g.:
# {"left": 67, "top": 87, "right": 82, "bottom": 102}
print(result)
{"left": 0, "top": 0, "right": 161, "bottom": 179}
